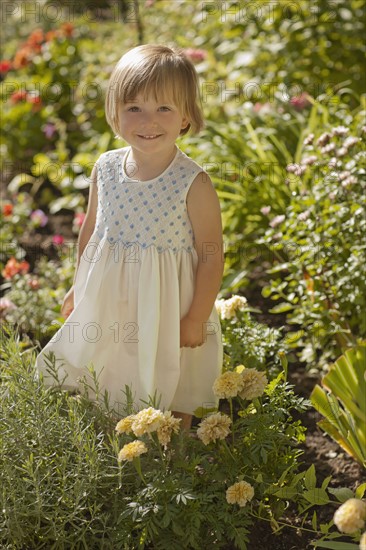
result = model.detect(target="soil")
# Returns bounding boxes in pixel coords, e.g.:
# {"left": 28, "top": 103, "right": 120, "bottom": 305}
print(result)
{"left": 245, "top": 272, "right": 365, "bottom": 550}
{"left": 2, "top": 202, "right": 365, "bottom": 549}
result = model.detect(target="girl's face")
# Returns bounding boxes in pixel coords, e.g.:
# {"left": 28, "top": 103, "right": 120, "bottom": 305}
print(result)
{"left": 118, "top": 93, "right": 189, "bottom": 155}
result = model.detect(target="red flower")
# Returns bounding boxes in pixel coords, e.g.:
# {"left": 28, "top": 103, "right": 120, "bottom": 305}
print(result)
{"left": 2, "top": 257, "right": 30, "bottom": 280}
{"left": 0, "top": 60, "right": 12, "bottom": 73}
{"left": 10, "top": 90, "right": 28, "bottom": 103}
{"left": 3, "top": 203, "right": 13, "bottom": 216}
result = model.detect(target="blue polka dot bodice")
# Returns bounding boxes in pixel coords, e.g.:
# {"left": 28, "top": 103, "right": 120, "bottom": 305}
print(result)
{"left": 95, "top": 147, "right": 203, "bottom": 252}
{"left": 93, "top": 146, "right": 203, "bottom": 253}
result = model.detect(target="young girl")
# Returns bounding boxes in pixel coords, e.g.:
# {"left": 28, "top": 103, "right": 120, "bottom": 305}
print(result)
{"left": 35, "top": 44, "right": 224, "bottom": 429}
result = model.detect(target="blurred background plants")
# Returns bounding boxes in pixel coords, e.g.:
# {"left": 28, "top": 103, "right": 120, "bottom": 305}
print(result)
{"left": 1, "top": 1, "right": 365, "bottom": 547}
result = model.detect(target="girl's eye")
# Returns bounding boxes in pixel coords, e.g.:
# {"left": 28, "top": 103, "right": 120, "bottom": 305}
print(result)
{"left": 127, "top": 106, "right": 140, "bottom": 112}
{"left": 159, "top": 106, "right": 171, "bottom": 111}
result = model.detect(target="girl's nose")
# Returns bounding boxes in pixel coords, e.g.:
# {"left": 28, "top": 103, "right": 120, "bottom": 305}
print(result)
{"left": 141, "top": 112, "right": 158, "bottom": 126}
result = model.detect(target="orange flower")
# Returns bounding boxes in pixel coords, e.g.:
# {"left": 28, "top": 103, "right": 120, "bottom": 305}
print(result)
{"left": 45, "top": 30, "right": 59, "bottom": 42}
{"left": 3, "top": 203, "right": 13, "bottom": 216}
{"left": 27, "top": 29, "right": 45, "bottom": 48}
{"left": 60, "top": 22, "right": 74, "bottom": 37}
{"left": 2, "top": 257, "right": 30, "bottom": 280}
{"left": 13, "top": 47, "right": 32, "bottom": 69}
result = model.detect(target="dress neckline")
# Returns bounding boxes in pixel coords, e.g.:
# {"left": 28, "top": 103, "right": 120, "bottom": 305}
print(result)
{"left": 120, "top": 145, "right": 180, "bottom": 184}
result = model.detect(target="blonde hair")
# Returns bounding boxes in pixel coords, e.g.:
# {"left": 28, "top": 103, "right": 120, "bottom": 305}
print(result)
{"left": 105, "top": 44, "right": 204, "bottom": 137}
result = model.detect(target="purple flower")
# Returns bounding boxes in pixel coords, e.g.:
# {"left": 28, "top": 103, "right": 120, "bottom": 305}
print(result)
{"left": 320, "top": 143, "right": 336, "bottom": 155}
{"left": 332, "top": 126, "right": 349, "bottom": 136}
{"left": 343, "top": 136, "right": 359, "bottom": 149}
{"left": 303, "top": 133, "right": 314, "bottom": 146}
{"left": 31, "top": 209, "right": 48, "bottom": 227}
{"left": 298, "top": 210, "right": 310, "bottom": 221}
{"left": 301, "top": 155, "right": 317, "bottom": 165}
{"left": 43, "top": 122, "right": 56, "bottom": 139}
{"left": 317, "top": 132, "right": 332, "bottom": 147}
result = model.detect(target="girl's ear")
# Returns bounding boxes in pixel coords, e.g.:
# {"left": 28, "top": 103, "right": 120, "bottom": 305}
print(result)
{"left": 181, "top": 116, "right": 190, "bottom": 130}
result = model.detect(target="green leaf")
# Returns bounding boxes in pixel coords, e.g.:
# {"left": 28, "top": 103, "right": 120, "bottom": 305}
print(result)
{"left": 328, "top": 487, "right": 354, "bottom": 502}
{"left": 313, "top": 542, "right": 359, "bottom": 549}
{"left": 355, "top": 483, "right": 366, "bottom": 499}
{"left": 268, "top": 303, "right": 295, "bottom": 314}
{"left": 312, "top": 511, "right": 317, "bottom": 531}
{"left": 193, "top": 406, "right": 217, "bottom": 418}
{"left": 304, "top": 464, "right": 317, "bottom": 490}
{"left": 303, "top": 488, "right": 331, "bottom": 505}
{"left": 273, "top": 487, "right": 298, "bottom": 499}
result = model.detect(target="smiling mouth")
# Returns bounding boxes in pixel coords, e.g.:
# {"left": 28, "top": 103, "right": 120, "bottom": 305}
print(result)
{"left": 138, "top": 134, "right": 162, "bottom": 139}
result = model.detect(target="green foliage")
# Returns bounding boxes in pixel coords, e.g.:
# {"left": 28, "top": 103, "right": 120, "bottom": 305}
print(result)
{"left": 265, "top": 465, "right": 365, "bottom": 548}
{"left": 219, "top": 307, "right": 289, "bottom": 376}
{"left": 1, "top": 255, "right": 74, "bottom": 344}
{"left": 310, "top": 343, "right": 366, "bottom": 467}
{"left": 0, "top": 328, "right": 310, "bottom": 549}
{"left": 258, "top": 98, "right": 366, "bottom": 369}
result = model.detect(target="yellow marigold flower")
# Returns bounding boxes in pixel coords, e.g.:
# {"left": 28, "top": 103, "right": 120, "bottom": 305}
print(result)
{"left": 118, "top": 440, "right": 147, "bottom": 462}
{"left": 156, "top": 411, "right": 181, "bottom": 449}
{"left": 115, "top": 414, "right": 135, "bottom": 435}
{"left": 196, "top": 412, "right": 231, "bottom": 445}
{"left": 213, "top": 371, "right": 244, "bottom": 399}
{"left": 131, "top": 407, "right": 165, "bottom": 437}
{"left": 360, "top": 531, "right": 366, "bottom": 550}
{"left": 215, "top": 295, "right": 248, "bottom": 320}
{"left": 226, "top": 481, "right": 254, "bottom": 507}
{"left": 333, "top": 499, "right": 366, "bottom": 534}
{"left": 238, "top": 368, "right": 268, "bottom": 400}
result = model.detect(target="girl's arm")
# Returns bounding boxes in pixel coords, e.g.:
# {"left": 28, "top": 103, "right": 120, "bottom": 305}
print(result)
{"left": 180, "top": 171, "right": 224, "bottom": 347}
{"left": 61, "top": 163, "right": 98, "bottom": 318}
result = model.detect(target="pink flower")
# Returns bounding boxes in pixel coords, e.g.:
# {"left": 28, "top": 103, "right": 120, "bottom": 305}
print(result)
{"left": 289, "top": 92, "right": 312, "bottom": 110}
{"left": 253, "top": 102, "right": 272, "bottom": 115}
{"left": 31, "top": 209, "right": 48, "bottom": 227}
{"left": 270, "top": 215, "right": 285, "bottom": 228}
{"left": 28, "top": 278, "right": 40, "bottom": 290}
{"left": 183, "top": 48, "right": 207, "bottom": 63}
{"left": 0, "top": 297, "right": 17, "bottom": 316}
{"left": 260, "top": 206, "right": 271, "bottom": 215}
{"left": 74, "top": 212, "right": 86, "bottom": 228}
{"left": 52, "top": 234, "right": 64, "bottom": 245}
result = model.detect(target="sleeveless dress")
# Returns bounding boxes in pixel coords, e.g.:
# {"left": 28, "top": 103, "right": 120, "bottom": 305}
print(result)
{"left": 35, "top": 145, "right": 223, "bottom": 415}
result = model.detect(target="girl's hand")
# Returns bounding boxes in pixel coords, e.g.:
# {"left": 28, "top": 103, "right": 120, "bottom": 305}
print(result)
{"left": 180, "top": 315, "right": 207, "bottom": 348}
{"left": 61, "top": 286, "right": 75, "bottom": 319}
